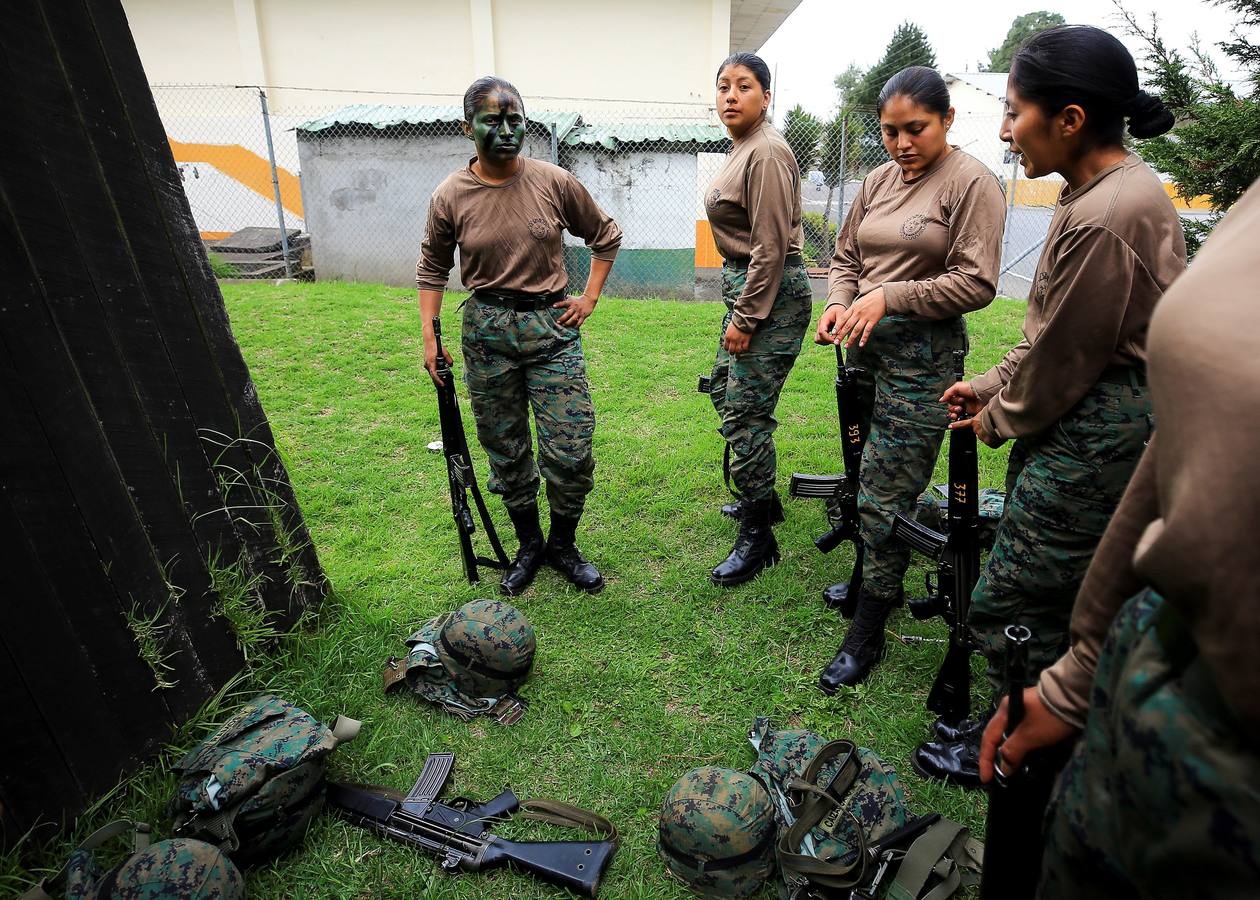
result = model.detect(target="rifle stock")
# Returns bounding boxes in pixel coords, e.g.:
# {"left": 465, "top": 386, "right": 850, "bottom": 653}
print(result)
{"left": 432, "top": 316, "right": 509, "bottom": 584}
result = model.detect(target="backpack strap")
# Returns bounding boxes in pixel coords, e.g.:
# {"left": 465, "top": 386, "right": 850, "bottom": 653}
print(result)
{"left": 20, "top": 820, "right": 150, "bottom": 900}
{"left": 885, "top": 819, "right": 984, "bottom": 900}
{"left": 776, "top": 740, "right": 871, "bottom": 892}
{"left": 520, "top": 798, "right": 619, "bottom": 844}
{"left": 329, "top": 714, "right": 362, "bottom": 745}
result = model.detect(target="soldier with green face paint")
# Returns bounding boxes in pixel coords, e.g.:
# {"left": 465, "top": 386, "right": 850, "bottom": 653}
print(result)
{"left": 418, "top": 77, "right": 622, "bottom": 597}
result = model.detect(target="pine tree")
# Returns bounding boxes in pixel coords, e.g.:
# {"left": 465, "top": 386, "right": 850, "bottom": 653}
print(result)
{"left": 1120, "top": 0, "right": 1260, "bottom": 253}
{"left": 782, "top": 104, "right": 822, "bottom": 175}
{"left": 982, "top": 11, "right": 1066, "bottom": 72}
{"left": 853, "top": 23, "right": 937, "bottom": 109}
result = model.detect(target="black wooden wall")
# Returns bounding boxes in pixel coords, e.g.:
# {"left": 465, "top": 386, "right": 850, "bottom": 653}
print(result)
{"left": 0, "top": 0, "right": 326, "bottom": 844}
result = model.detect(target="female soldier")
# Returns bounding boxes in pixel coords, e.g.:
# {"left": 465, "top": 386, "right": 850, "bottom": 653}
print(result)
{"left": 418, "top": 77, "right": 622, "bottom": 597}
{"left": 917, "top": 25, "right": 1184, "bottom": 787}
{"left": 704, "top": 52, "right": 813, "bottom": 587}
{"left": 814, "top": 67, "right": 1006, "bottom": 692}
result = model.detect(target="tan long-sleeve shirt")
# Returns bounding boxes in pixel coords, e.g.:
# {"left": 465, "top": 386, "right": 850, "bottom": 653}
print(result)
{"left": 970, "top": 153, "right": 1187, "bottom": 442}
{"left": 1039, "top": 182, "right": 1260, "bottom": 739}
{"left": 415, "top": 157, "right": 621, "bottom": 294}
{"left": 825, "top": 148, "right": 1005, "bottom": 318}
{"left": 704, "top": 119, "right": 804, "bottom": 333}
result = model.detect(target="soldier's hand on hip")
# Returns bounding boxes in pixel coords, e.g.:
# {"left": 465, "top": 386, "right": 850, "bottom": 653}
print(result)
{"left": 723, "top": 320, "right": 752, "bottom": 354}
{"left": 424, "top": 339, "right": 453, "bottom": 388}
{"left": 553, "top": 294, "right": 597, "bottom": 327}
{"left": 979, "top": 688, "right": 1079, "bottom": 783}
{"left": 834, "top": 287, "right": 887, "bottom": 348}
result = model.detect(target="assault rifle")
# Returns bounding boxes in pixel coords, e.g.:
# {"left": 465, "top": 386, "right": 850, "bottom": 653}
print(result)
{"left": 889, "top": 350, "right": 980, "bottom": 726}
{"left": 788, "top": 344, "right": 868, "bottom": 616}
{"left": 979, "top": 626, "right": 1073, "bottom": 900}
{"left": 432, "top": 316, "right": 509, "bottom": 584}
{"left": 327, "top": 752, "right": 616, "bottom": 897}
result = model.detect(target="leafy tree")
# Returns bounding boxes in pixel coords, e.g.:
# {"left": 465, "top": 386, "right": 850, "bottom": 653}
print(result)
{"left": 1119, "top": 0, "right": 1260, "bottom": 253}
{"left": 853, "top": 22, "right": 937, "bottom": 109}
{"left": 783, "top": 104, "right": 822, "bottom": 175}
{"left": 818, "top": 65, "right": 867, "bottom": 224}
{"left": 983, "top": 11, "right": 1066, "bottom": 72}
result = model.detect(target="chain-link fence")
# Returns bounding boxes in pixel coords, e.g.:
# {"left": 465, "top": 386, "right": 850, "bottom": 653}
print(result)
{"left": 154, "top": 84, "right": 1079, "bottom": 300}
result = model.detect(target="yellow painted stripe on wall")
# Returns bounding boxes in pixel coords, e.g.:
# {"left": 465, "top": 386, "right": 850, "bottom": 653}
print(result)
{"left": 1005, "top": 179, "right": 1212, "bottom": 211}
{"left": 169, "top": 137, "right": 304, "bottom": 218}
{"left": 695, "top": 219, "right": 722, "bottom": 268}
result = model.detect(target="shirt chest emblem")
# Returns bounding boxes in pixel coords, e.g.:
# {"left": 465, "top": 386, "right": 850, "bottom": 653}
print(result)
{"left": 900, "top": 214, "right": 929, "bottom": 240}
{"left": 527, "top": 217, "right": 551, "bottom": 241}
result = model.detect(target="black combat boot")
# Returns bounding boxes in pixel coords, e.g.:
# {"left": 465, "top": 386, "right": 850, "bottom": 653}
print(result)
{"left": 719, "top": 491, "right": 785, "bottom": 525}
{"left": 818, "top": 590, "right": 894, "bottom": 692}
{"left": 500, "top": 503, "right": 546, "bottom": 597}
{"left": 910, "top": 729, "right": 983, "bottom": 789}
{"left": 929, "top": 705, "right": 994, "bottom": 744}
{"left": 711, "top": 495, "right": 781, "bottom": 587}
{"left": 546, "top": 513, "right": 605, "bottom": 594}
{"left": 822, "top": 583, "right": 903, "bottom": 618}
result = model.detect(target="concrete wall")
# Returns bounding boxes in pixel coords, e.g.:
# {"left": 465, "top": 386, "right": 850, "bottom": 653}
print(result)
{"left": 567, "top": 148, "right": 699, "bottom": 298}
{"left": 297, "top": 130, "right": 553, "bottom": 285}
{"left": 123, "top": 0, "right": 731, "bottom": 112}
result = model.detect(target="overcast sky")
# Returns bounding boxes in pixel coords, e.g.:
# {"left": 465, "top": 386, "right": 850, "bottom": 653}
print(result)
{"left": 758, "top": 0, "right": 1249, "bottom": 119}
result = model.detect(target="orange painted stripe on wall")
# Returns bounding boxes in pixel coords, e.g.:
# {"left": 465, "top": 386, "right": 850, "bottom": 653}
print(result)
{"left": 169, "top": 137, "right": 304, "bottom": 218}
{"left": 200, "top": 231, "right": 232, "bottom": 241}
{"left": 695, "top": 219, "right": 722, "bottom": 268}
{"left": 1005, "top": 179, "right": 1212, "bottom": 212}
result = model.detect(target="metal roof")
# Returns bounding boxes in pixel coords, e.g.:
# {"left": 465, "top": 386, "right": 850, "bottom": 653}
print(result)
{"left": 295, "top": 105, "right": 582, "bottom": 139}
{"left": 945, "top": 72, "right": 1010, "bottom": 100}
{"left": 564, "top": 122, "right": 730, "bottom": 151}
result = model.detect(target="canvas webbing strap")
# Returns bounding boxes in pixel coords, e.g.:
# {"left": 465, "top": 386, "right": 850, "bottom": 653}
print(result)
{"left": 776, "top": 740, "right": 871, "bottom": 890}
{"left": 20, "top": 820, "right": 150, "bottom": 900}
{"left": 521, "top": 798, "right": 619, "bottom": 844}
{"left": 885, "top": 819, "right": 983, "bottom": 900}
{"left": 330, "top": 714, "right": 362, "bottom": 745}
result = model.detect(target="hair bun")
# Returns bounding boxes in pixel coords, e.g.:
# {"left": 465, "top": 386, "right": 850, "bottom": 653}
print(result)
{"left": 1127, "top": 89, "right": 1174, "bottom": 138}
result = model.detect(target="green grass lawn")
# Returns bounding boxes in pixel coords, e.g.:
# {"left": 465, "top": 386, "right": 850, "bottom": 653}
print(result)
{"left": 4, "top": 284, "right": 1027, "bottom": 899}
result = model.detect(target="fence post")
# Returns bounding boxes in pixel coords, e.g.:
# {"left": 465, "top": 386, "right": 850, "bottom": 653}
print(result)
{"left": 836, "top": 111, "right": 849, "bottom": 229}
{"left": 1002, "top": 151, "right": 1019, "bottom": 264}
{"left": 550, "top": 121, "right": 558, "bottom": 165}
{"left": 258, "top": 88, "right": 292, "bottom": 277}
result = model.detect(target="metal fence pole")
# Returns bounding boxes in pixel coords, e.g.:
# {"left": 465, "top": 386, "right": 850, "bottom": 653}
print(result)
{"left": 258, "top": 88, "right": 292, "bottom": 276}
{"left": 836, "top": 111, "right": 848, "bottom": 229}
{"left": 1002, "top": 152, "right": 1019, "bottom": 264}
{"left": 550, "top": 122, "right": 558, "bottom": 165}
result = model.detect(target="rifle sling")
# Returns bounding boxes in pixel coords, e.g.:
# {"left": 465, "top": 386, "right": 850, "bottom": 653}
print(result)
{"left": 520, "top": 799, "right": 619, "bottom": 843}
{"left": 439, "top": 631, "right": 533, "bottom": 680}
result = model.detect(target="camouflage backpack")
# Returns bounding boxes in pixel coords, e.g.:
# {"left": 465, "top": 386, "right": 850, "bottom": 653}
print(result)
{"left": 383, "top": 599, "right": 534, "bottom": 725}
{"left": 168, "top": 695, "right": 360, "bottom": 864}
{"left": 657, "top": 766, "right": 777, "bottom": 898}
{"left": 20, "top": 821, "right": 244, "bottom": 900}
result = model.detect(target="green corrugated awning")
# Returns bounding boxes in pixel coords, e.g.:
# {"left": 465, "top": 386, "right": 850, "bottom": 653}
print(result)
{"left": 295, "top": 105, "right": 582, "bottom": 140}
{"left": 563, "top": 122, "right": 729, "bottom": 151}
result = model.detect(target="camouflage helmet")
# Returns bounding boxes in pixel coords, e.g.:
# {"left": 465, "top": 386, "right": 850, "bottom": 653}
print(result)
{"left": 65, "top": 838, "right": 244, "bottom": 900}
{"left": 657, "top": 766, "right": 777, "bottom": 898}
{"left": 436, "top": 599, "right": 536, "bottom": 698}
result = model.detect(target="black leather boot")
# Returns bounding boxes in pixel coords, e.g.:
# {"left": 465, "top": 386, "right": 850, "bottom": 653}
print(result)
{"left": 719, "top": 491, "right": 785, "bottom": 524}
{"left": 500, "top": 504, "right": 546, "bottom": 597}
{"left": 910, "top": 729, "right": 983, "bottom": 789}
{"left": 818, "top": 590, "right": 893, "bottom": 693}
{"left": 546, "top": 514, "right": 605, "bottom": 594}
{"left": 930, "top": 706, "right": 994, "bottom": 744}
{"left": 711, "top": 496, "right": 781, "bottom": 587}
{"left": 823, "top": 583, "right": 903, "bottom": 618}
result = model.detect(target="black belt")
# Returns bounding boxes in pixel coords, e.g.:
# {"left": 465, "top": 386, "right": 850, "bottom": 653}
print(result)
{"left": 472, "top": 288, "right": 565, "bottom": 311}
{"left": 723, "top": 253, "right": 804, "bottom": 270}
{"left": 1096, "top": 364, "right": 1146, "bottom": 386}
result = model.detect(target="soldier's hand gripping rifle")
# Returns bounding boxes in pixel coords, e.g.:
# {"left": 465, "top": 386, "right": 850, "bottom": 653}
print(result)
{"left": 788, "top": 344, "right": 868, "bottom": 616}
{"left": 432, "top": 316, "right": 509, "bottom": 584}
{"left": 979, "top": 626, "right": 1073, "bottom": 900}
{"left": 327, "top": 752, "right": 617, "bottom": 897}
{"left": 889, "top": 350, "right": 980, "bottom": 726}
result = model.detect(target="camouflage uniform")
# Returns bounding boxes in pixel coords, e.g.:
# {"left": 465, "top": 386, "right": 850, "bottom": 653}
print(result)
{"left": 969, "top": 376, "right": 1152, "bottom": 691}
{"left": 461, "top": 298, "right": 595, "bottom": 519}
{"left": 845, "top": 314, "right": 967, "bottom": 600}
{"left": 708, "top": 264, "right": 812, "bottom": 501}
{"left": 1038, "top": 589, "right": 1260, "bottom": 899}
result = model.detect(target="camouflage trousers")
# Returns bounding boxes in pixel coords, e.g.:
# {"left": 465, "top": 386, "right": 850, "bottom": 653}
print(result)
{"left": 1038, "top": 589, "right": 1260, "bottom": 899}
{"left": 846, "top": 314, "right": 967, "bottom": 600}
{"left": 970, "top": 374, "right": 1152, "bottom": 692}
{"left": 461, "top": 297, "right": 595, "bottom": 519}
{"left": 708, "top": 264, "right": 812, "bottom": 502}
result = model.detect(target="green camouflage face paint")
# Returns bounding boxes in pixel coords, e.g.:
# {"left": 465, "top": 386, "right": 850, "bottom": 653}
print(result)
{"left": 470, "top": 91, "right": 525, "bottom": 166}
